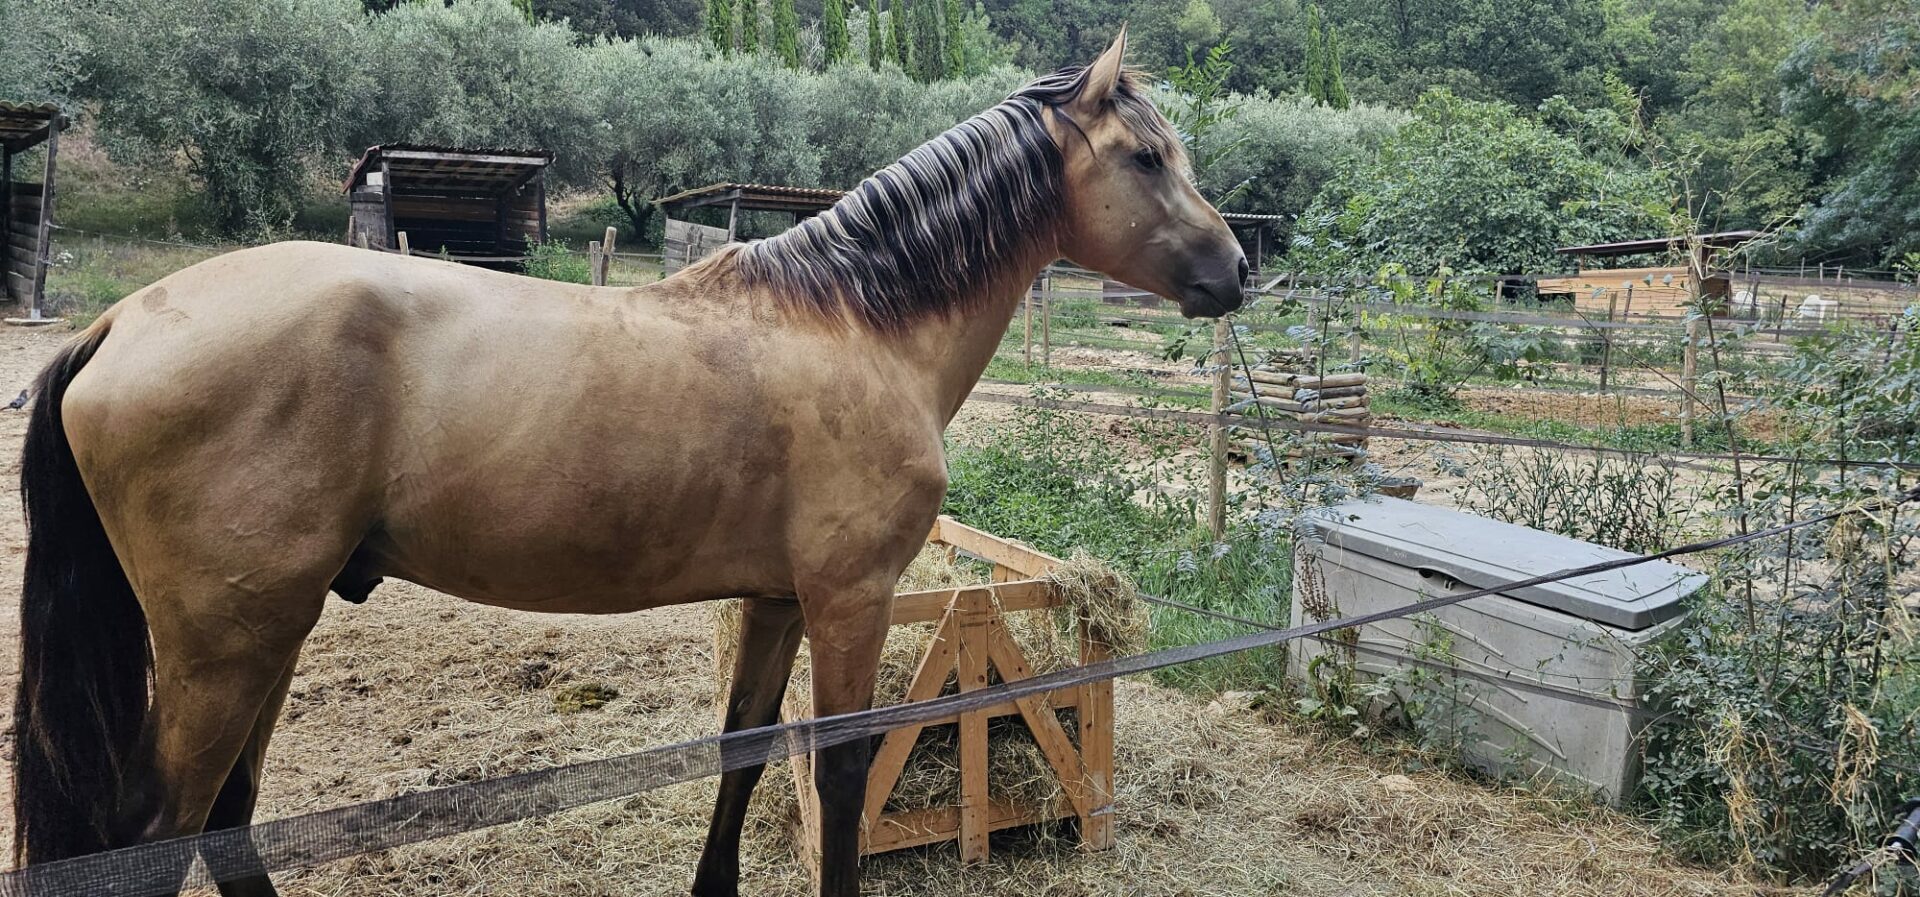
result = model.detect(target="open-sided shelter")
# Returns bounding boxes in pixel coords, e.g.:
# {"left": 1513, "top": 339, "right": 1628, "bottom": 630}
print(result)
{"left": 1535, "top": 231, "right": 1759, "bottom": 318}
{"left": 2, "top": 102, "right": 63, "bottom": 321}
{"left": 1220, "top": 212, "right": 1284, "bottom": 275}
{"left": 655, "top": 182, "right": 843, "bottom": 268}
{"left": 345, "top": 145, "right": 551, "bottom": 269}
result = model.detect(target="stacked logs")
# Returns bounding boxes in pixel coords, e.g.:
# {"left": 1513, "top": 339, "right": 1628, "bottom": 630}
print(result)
{"left": 1227, "top": 361, "right": 1370, "bottom": 465}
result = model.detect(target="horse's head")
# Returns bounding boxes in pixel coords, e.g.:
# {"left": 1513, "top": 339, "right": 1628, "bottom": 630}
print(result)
{"left": 1046, "top": 30, "right": 1247, "bottom": 319}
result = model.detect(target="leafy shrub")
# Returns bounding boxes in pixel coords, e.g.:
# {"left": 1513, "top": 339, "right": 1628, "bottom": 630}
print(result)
{"left": 1289, "top": 89, "right": 1670, "bottom": 276}
{"left": 522, "top": 241, "right": 591, "bottom": 283}
{"left": 1637, "top": 469, "right": 1920, "bottom": 878}
{"left": 1446, "top": 445, "right": 1700, "bottom": 555}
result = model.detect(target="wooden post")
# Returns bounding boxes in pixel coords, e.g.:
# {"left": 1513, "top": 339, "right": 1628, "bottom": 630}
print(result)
{"left": 1208, "top": 317, "right": 1230, "bottom": 540}
{"left": 1023, "top": 277, "right": 1035, "bottom": 367}
{"left": 28, "top": 118, "right": 57, "bottom": 320}
{"left": 599, "top": 226, "right": 618, "bottom": 286}
{"left": 1599, "top": 290, "right": 1618, "bottom": 391}
{"left": 1680, "top": 317, "right": 1699, "bottom": 448}
{"left": 1041, "top": 272, "right": 1052, "bottom": 367}
{"left": 378, "top": 160, "right": 395, "bottom": 252}
{"left": 955, "top": 586, "right": 992, "bottom": 864}
{"left": 588, "top": 240, "right": 604, "bottom": 286}
{"left": 1076, "top": 612, "right": 1115, "bottom": 851}
{"left": 396, "top": 231, "right": 410, "bottom": 256}
{"left": 2, "top": 144, "right": 12, "bottom": 304}
{"left": 1347, "top": 315, "right": 1362, "bottom": 365}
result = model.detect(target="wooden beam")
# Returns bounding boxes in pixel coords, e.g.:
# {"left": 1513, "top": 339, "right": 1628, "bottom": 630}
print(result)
{"left": 378, "top": 160, "right": 395, "bottom": 252}
{"left": 378, "top": 149, "right": 550, "bottom": 168}
{"left": 955, "top": 586, "right": 991, "bottom": 863}
{"left": 932, "top": 517, "right": 1061, "bottom": 579}
{"left": 28, "top": 119, "right": 56, "bottom": 317}
{"left": 2, "top": 143, "right": 11, "bottom": 304}
{"left": 860, "top": 606, "right": 962, "bottom": 829}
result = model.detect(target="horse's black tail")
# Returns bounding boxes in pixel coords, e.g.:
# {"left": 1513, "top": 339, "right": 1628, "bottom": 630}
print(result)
{"left": 12, "top": 319, "right": 153, "bottom": 865}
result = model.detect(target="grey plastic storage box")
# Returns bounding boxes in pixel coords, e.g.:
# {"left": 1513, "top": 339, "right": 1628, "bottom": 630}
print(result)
{"left": 1288, "top": 497, "right": 1706, "bottom": 803}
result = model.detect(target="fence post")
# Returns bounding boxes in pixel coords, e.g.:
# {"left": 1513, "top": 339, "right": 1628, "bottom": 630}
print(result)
{"left": 1347, "top": 313, "right": 1362, "bottom": 365}
{"left": 597, "top": 226, "right": 618, "bottom": 286}
{"left": 1041, "top": 271, "right": 1052, "bottom": 367}
{"left": 396, "top": 231, "right": 410, "bottom": 257}
{"left": 1209, "top": 317, "right": 1230, "bottom": 540}
{"left": 1024, "top": 275, "right": 1036, "bottom": 367}
{"left": 588, "top": 240, "right": 604, "bottom": 286}
{"left": 1599, "top": 290, "right": 1618, "bottom": 391}
{"left": 1680, "top": 317, "right": 1699, "bottom": 448}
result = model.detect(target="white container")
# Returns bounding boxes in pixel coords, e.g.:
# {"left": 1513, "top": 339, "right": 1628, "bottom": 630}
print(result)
{"left": 1289, "top": 497, "right": 1705, "bottom": 803}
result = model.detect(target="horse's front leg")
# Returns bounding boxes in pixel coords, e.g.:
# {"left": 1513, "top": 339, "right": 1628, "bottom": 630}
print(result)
{"left": 692, "top": 597, "right": 807, "bottom": 897}
{"left": 798, "top": 577, "right": 895, "bottom": 897}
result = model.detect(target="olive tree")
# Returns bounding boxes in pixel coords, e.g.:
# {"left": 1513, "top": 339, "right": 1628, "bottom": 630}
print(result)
{"left": 76, "top": 0, "right": 365, "bottom": 234}
{"left": 355, "top": 0, "right": 603, "bottom": 184}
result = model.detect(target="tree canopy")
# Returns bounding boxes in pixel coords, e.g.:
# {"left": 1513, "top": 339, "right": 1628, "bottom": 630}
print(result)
{"left": 1290, "top": 90, "right": 1670, "bottom": 276}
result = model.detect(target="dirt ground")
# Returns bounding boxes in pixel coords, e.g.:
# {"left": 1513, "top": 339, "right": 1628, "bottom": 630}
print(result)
{"left": 0, "top": 325, "right": 1772, "bottom": 896}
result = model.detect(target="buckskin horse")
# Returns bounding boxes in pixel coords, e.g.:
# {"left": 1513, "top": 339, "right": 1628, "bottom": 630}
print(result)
{"left": 11, "top": 31, "right": 1245, "bottom": 897}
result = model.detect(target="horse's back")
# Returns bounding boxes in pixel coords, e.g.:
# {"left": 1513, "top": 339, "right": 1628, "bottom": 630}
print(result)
{"left": 57, "top": 241, "right": 946, "bottom": 613}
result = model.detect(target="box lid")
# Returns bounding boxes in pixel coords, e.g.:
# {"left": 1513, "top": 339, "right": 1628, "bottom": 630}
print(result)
{"left": 1304, "top": 497, "right": 1705, "bottom": 630}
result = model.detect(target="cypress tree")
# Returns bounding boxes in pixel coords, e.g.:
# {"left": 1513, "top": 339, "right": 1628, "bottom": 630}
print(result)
{"left": 772, "top": 0, "right": 800, "bottom": 67}
{"left": 942, "top": 0, "right": 965, "bottom": 78}
{"left": 1325, "top": 23, "right": 1350, "bottom": 109}
{"left": 1303, "top": 5, "right": 1326, "bottom": 104}
{"left": 889, "top": 0, "right": 911, "bottom": 70}
{"left": 911, "top": 0, "right": 940, "bottom": 81}
{"left": 867, "top": 0, "right": 884, "bottom": 68}
{"left": 740, "top": 0, "right": 759, "bottom": 55}
{"left": 707, "top": 0, "right": 734, "bottom": 55}
{"left": 823, "top": 0, "right": 850, "bottom": 66}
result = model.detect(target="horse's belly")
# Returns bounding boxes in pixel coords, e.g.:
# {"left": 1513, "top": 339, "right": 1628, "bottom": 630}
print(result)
{"left": 372, "top": 472, "right": 796, "bottom": 614}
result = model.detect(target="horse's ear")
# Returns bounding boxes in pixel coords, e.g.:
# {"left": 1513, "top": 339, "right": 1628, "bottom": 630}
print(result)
{"left": 1076, "top": 27, "right": 1128, "bottom": 111}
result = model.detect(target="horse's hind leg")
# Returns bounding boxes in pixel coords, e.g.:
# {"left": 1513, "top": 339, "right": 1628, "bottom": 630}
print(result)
{"left": 692, "top": 597, "right": 807, "bottom": 897}
{"left": 204, "top": 652, "right": 301, "bottom": 897}
{"left": 125, "top": 572, "right": 326, "bottom": 895}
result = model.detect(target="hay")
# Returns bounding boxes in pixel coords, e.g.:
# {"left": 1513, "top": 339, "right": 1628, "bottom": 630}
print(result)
{"left": 711, "top": 543, "right": 1144, "bottom": 824}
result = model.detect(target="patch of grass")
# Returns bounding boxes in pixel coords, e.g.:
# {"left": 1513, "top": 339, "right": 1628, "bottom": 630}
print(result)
{"left": 1372, "top": 386, "right": 1757, "bottom": 454}
{"left": 43, "top": 235, "right": 227, "bottom": 327}
{"left": 943, "top": 426, "right": 1292, "bottom": 692}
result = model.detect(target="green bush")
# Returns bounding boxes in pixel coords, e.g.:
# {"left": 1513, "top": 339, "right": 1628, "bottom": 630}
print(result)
{"left": 522, "top": 241, "right": 591, "bottom": 283}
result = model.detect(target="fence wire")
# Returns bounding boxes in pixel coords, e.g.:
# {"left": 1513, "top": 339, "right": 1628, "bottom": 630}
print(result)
{"left": 0, "top": 492, "right": 1902, "bottom": 897}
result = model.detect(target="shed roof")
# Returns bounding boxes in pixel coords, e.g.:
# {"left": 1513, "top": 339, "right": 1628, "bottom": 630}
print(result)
{"left": 1555, "top": 230, "right": 1761, "bottom": 258}
{"left": 0, "top": 102, "right": 64, "bottom": 153}
{"left": 1220, "top": 212, "right": 1286, "bottom": 223}
{"left": 344, "top": 144, "right": 551, "bottom": 196}
{"left": 655, "top": 182, "right": 846, "bottom": 215}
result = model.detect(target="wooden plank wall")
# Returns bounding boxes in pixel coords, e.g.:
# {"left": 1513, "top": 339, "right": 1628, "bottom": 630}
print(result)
{"left": 663, "top": 218, "right": 728, "bottom": 269}
{"left": 1536, "top": 266, "right": 1730, "bottom": 317}
{"left": 5, "top": 181, "right": 43, "bottom": 304}
{"left": 346, "top": 191, "right": 389, "bottom": 251}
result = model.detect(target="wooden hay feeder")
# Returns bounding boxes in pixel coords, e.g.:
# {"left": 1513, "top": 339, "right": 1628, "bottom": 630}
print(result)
{"left": 788, "top": 516, "right": 1117, "bottom": 866}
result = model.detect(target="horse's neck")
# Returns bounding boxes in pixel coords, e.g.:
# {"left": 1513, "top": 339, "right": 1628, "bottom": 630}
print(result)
{"left": 890, "top": 249, "right": 1056, "bottom": 426}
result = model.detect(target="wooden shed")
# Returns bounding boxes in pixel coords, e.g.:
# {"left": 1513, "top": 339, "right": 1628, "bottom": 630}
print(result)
{"left": 1, "top": 102, "right": 63, "bottom": 322}
{"left": 344, "top": 145, "right": 550, "bottom": 269}
{"left": 655, "top": 182, "right": 843, "bottom": 269}
{"left": 1221, "top": 211, "right": 1284, "bottom": 275}
{"left": 1535, "top": 231, "right": 1758, "bottom": 318}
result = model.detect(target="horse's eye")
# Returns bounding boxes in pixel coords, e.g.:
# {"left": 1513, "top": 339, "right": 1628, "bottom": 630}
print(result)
{"left": 1134, "top": 148, "right": 1163, "bottom": 172}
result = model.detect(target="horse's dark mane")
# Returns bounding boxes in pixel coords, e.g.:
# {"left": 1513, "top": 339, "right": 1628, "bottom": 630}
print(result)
{"left": 725, "top": 64, "right": 1182, "bottom": 332}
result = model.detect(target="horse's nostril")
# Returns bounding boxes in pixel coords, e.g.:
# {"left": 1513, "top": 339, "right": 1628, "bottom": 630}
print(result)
{"left": 1236, "top": 257, "right": 1250, "bottom": 284}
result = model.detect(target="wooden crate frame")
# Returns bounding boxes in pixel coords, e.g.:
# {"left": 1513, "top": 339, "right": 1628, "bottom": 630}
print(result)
{"left": 788, "top": 516, "right": 1117, "bottom": 866}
